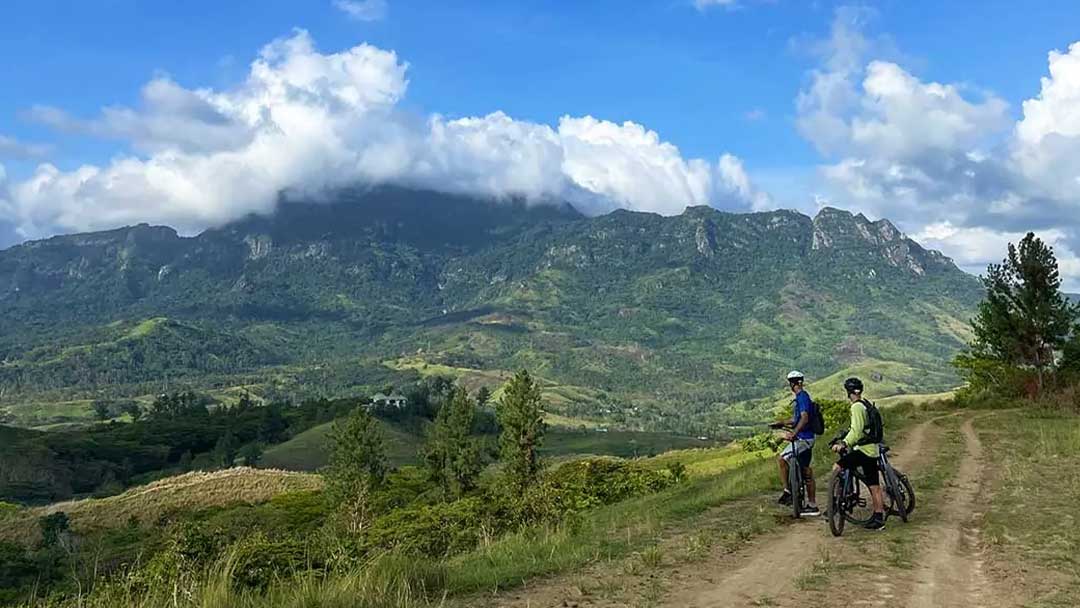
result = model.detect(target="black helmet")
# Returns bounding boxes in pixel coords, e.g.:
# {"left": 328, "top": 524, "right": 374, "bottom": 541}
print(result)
{"left": 843, "top": 377, "right": 864, "bottom": 394}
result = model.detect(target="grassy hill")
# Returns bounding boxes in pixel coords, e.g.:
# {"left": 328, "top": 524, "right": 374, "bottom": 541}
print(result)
{"left": 0, "top": 467, "right": 321, "bottom": 544}
{"left": 260, "top": 418, "right": 425, "bottom": 471}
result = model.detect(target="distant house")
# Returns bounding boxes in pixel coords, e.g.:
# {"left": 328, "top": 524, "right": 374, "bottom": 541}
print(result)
{"left": 370, "top": 392, "right": 408, "bottom": 409}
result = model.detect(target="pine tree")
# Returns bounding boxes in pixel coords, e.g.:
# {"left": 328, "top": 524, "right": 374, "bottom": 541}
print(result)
{"left": 325, "top": 407, "right": 387, "bottom": 533}
{"left": 496, "top": 369, "right": 546, "bottom": 493}
{"left": 971, "top": 232, "right": 1077, "bottom": 394}
{"left": 212, "top": 431, "right": 237, "bottom": 468}
{"left": 422, "top": 386, "right": 482, "bottom": 498}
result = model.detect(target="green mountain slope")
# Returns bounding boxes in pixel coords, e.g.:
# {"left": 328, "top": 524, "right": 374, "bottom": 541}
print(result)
{"left": 0, "top": 187, "right": 982, "bottom": 431}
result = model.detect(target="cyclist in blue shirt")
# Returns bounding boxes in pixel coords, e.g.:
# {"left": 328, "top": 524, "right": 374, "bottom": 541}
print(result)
{"left": 777, "top": 370, "right": 819, "bottom": 516}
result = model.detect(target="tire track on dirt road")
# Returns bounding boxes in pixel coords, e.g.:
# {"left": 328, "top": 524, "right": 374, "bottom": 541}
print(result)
{"left": 905, "top": 416, "right": 998, "bottom": 608}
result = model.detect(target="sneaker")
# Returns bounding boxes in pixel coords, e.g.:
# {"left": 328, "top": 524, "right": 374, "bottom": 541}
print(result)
{"left": 801, "top": 504, "right": 821, "bottom": 517}
{"left": 864, "top": 514, "right": 886, "bottom": 531}
{"left": 778, "top": 490, "right": 792, "bottom": 506}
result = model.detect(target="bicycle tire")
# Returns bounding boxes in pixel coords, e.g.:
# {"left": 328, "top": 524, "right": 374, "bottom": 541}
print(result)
{"left": 843, "top": 476, "right": 875, "bottom": 525}
{"left": 789, "top": 459, "right": 803, "bottom": 519}
{"left": 828, "top": 472, "right": 846, "bottom": 536}
{"left": 884, "top": 467, "right": 908, "bottom": 523}
{"left": 899, "top": 473, "right": 915, "bottom": 516}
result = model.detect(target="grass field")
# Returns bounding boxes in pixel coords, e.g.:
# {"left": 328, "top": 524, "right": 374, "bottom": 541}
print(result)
{"left": 260, "top": 419, "right": 424, "bottom": 471}
{"left": 0, "top": 467, "right": 322, "bottom": 545}
{"left": 975, "top": 408, "right": 1080, "bottom": 606}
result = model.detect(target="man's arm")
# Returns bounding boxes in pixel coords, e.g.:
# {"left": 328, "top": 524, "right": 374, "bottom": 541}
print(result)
{"left": 791, "top": 411, "right": 809, "bottom": 435}
{"left": 843, "top": 403, "right": 865, "bottom": 447}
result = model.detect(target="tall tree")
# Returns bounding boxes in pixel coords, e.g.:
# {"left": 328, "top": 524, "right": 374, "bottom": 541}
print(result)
{"left": 971, "top": 232, "right": 1077, "bottom": 394}
{"left": 325, "top": 407, "right": 387, "bottom": 533}
{"left": 422, "top": 386, "right": 483, "bottom": 498}
{"left": 212, "top": 431, "right": 237, "bottom": 468}
{"left": 496, "top": 369, "right": 546, "bottom": 492}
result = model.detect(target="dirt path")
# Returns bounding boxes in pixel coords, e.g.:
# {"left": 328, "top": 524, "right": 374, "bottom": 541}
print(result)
{"left": 904, "top": 417, "right": 997, "bottom": 608}
{"left": 472, "top": 417, "right": 954, "bottom": 608}
{"left": 656, "top": 418, "right": 940, "bottom": 608}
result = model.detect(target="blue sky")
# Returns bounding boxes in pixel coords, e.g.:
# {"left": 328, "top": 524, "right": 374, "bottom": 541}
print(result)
{"left": 4, "top": 1, "right": 1078, "bottom": 173}
{"left": 3, "top": 0, "right": 1080, "bottom": 284}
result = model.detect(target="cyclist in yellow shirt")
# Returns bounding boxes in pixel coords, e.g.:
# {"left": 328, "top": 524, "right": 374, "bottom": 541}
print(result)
{"left": 831, "top": 377, "right": 886, "bottom": 530}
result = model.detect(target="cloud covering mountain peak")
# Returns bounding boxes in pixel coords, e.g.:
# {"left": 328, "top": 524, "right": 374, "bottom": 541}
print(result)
{"left": 0, "top": 30, "right": 768, "bottom": 244}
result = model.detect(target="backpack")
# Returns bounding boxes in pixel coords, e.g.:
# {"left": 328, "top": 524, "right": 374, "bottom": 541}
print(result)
{"left": 809, "top": 399, "right": 826, "bottom": 436}
{"left": 856, "top": 399, "right": 884, "bottom": 445}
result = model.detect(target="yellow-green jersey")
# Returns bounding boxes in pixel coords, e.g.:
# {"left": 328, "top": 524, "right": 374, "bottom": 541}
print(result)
{"left": 842, "top": 400, "right": 879, "bottom": 458}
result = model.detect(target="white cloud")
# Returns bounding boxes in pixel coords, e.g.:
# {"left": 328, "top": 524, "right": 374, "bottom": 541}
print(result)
{"left": 0, "top": 135, "right": 50, "bottom": 160}
{"left": 744, "top": 108, "right": 766, "bottom": 121}
{"left": 791, "top": 8, "right": 1080, "bottom": 288}
{"left": 3, "top": 30, "right": 768, "bottom": 241}
{"left": 913, "top": 222, "right": 1080, "bottom": 285}
{"left": 333, "top": 0, "right": 388, "bottom": 22}
{"left": 1012, "top": 42, "right": 1080, "bottom": 202}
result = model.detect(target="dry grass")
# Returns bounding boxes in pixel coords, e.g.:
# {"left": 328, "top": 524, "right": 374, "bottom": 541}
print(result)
{"left": 0, "top": 467, "right": 322, "bottom": 544}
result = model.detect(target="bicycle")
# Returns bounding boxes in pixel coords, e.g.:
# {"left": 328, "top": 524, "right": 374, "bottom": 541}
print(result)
{"left": 770, "top": 421, "right": 807, "bottom": 519}
{"left": 827, "top": 432, "right": 914, "bottom": 536}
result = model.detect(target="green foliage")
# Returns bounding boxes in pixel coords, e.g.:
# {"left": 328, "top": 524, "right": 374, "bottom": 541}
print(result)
{"left": 238, "top": 442, "right": 264, "bottom": 467}
{"left": 970, "top": 232, "right": 1077, "bottom": 394}
{"left": 497, "top": 370, "right": 546, "bottom": 493}
{"left": 91, "top": 400, "right": 111, "bottom": 421}
{"left": 421, "top": 387, "right": 483, "bottom": 498}
{"left": 325, "top": 407, "right": 388, "bottom": 533}
{"left": 740, "top": 432, "right": 784, "bottom": 453}
{"left": 816, "top": 398, "right": 849, "bottom": 432}
{"left": 38, "top": 512, "right": 69, "bottom": 549}
{"left": 0, "top": 503, "right": 19, "bottom": 520}
{"left": 212, "top": 431, "right": 237, "bottom": 468}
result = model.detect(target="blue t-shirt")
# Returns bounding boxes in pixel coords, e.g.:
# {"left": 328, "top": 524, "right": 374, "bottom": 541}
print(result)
{"left": 792, "top": 391, "right": 815, "bottom": 440}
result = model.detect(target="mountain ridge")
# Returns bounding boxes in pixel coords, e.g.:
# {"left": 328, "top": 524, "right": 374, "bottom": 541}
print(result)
{"left": 0, "top": 187, "right": 982, "bottom": 431}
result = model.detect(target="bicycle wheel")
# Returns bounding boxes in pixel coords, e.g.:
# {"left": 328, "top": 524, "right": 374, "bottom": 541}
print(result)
{"left": 899, "top": 473, "right": 915, "bottom": 516}
{"left": 789, "top": 460, "right": 803, "bottom": 519}
{"left": 828, "top": 472, "right": 846, "bottom": 536}
{"left": 884, "top": 467, "right": 908, "bottom": 523}
{"left": 844, "top": 476, "right": 875, "bottom": 525}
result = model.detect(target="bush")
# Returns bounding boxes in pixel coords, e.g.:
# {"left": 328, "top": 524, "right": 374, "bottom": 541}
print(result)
{"left": 740, "top": 432, "right": 783, "bottom": 453}
{"left": 227, "top": 533, "right": 309, "bottom": 589}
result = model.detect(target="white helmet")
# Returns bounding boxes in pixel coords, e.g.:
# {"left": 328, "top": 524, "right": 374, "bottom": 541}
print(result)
{"left": 786, "top": 370, "right": 805, "bottom": 382}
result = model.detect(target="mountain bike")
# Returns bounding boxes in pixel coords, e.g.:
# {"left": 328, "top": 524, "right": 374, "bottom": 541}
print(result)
{"left": 770, "top": 421, "right": 806, "bottom": 519}
{"left": 827, "top": 432, "right": 913, "bottom": 536}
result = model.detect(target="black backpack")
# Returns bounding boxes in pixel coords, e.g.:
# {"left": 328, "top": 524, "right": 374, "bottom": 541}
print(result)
{"left": 856, "top": 399, "right": 884, "bottom": 445}
{"left": 809, "top": 399, "right": 826, "bottom": 436}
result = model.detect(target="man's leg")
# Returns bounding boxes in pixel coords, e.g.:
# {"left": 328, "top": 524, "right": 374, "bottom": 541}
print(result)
{"left": 803, "top": 465, "right": 816, "bottom": 505}
{"left": 869, "top": 484, "right": 885, "bottom": 513}
{"left": 861, "top": 454, "right": 886, "bottom": 529}
{"left": 778, "top": 454, "right": 790, "bottom": 490}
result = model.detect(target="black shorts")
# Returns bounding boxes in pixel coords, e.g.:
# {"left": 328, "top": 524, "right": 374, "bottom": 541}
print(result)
{"left": 839, "top": 450, "right": 880, "bottom": 486}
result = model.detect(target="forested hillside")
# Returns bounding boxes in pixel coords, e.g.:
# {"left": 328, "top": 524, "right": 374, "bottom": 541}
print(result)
{"left": 0, "top": 187, "right": 982, "bottom": 431}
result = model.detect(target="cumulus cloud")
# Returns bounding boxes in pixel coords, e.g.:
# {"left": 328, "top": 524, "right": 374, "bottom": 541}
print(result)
{"left": 3, "top": 30, "right": 768, "bottom": 241}
{"left": 796, "top": 8, "right": 1080, "bottom": 288}
{"left": 333, "top": 0, "right": 388, "bottom": 22}
{"left": 0, "top": 135, "right": 50, "bottom": 160}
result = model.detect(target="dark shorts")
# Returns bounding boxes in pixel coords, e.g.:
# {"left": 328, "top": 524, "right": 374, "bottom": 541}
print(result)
{"left": 839, "top": 450, "right": 880, "bottom": 486}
